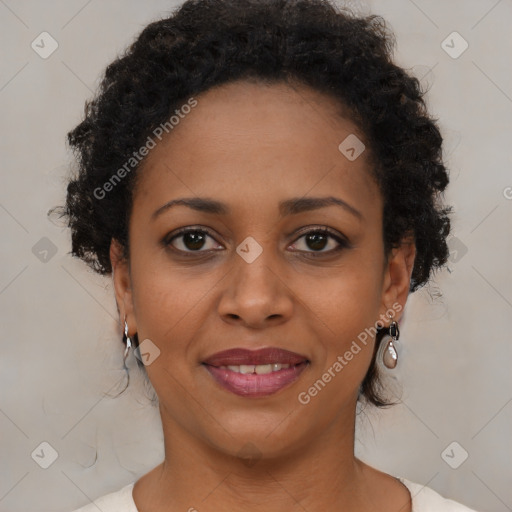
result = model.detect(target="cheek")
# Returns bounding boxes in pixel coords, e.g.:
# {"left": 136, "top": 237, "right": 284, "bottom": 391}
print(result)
{"left": 298, "top": 283, "right": 379, "bottom": 408}
{"left": 298, "top": 261, "right": 382, "bottom": 341}
{"left": 132, "top": 269, "right": 207, "bottom": 342}
{"left": 130, "top": 269, "right": 208, "bottom": 403}
{"left": 129, "top": 249, "right": 178, "bottom": 326}
{"left": 292, "top": 263, "right": 382, "bottom": 393}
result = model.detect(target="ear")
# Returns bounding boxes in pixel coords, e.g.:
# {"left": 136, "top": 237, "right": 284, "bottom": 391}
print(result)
{"left": 378, "top": 234, "right": 416, "bottom": 325}
{"left": 110, "top": 239, "right": 135, "bottom": 333}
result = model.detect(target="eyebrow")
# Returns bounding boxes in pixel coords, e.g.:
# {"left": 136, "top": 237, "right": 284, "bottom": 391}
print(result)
{"left": 151, "top": 196, "right": 363, "bottom": 221}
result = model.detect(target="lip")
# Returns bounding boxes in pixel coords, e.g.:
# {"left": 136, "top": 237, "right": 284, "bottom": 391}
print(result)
{"left": 202, "top": 347, "right": 308, "bottom": 367}
{"left": 202, "top": 347, "right": 310, "bottom": 398}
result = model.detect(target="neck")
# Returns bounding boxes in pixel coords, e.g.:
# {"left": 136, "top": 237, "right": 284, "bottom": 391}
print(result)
{"left": 136, "top": 399, "right": 378, "bottom": 512}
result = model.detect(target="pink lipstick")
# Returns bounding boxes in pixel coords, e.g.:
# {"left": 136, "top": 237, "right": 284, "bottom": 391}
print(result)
{"left": 202, "top": 348, "right": 309, "bottom": 397}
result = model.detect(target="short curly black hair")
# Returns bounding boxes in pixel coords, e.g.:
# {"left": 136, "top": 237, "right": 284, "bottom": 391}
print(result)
{"left": 51, "top": 0, "right": 452, "bottom": 408}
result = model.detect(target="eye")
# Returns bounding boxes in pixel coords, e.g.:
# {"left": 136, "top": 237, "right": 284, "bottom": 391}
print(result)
{"left": 163, "top": 226, "right": 350, "bottom": 257}
{"left": 289, "top": 227, "right": 350, "bottom": 256}
{"left": 164, "top": 227, "right": 223, "bottom": 255}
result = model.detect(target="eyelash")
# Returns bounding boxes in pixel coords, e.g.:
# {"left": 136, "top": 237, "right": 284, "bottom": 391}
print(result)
{"left": 163, "top": 226, "right": 350, "bottom": 258}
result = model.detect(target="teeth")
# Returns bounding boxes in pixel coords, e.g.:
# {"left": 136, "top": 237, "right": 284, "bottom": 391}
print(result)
{"left": 255, "top": 364, "right": 273, "bottom": 375}
{"left": 219, "top": 363, "right": 292, "bottom": 374}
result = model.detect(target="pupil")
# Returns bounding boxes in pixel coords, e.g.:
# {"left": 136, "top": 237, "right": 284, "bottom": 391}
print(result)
{"left": 181, "top": 232, "right": 328, "bottom": 251}
{"left": 307, "top": 233, "right": 327, "bottom": 251}
{"left": 184, "top": 232, "right": 205, "bottom": 250}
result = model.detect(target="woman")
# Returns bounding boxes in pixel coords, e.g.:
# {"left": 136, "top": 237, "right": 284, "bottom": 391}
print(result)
{"left": 58, "top": 0, "right": 478, "bottom": 510}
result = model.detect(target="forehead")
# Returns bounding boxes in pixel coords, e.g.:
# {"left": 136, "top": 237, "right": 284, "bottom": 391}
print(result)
{"left": 133, "top": 80, "right": 381, "bottom": 216}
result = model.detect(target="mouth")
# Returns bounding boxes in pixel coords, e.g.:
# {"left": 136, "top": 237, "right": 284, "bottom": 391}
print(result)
{"left": 202, "top": 347, "right": 310, "bottom": 398}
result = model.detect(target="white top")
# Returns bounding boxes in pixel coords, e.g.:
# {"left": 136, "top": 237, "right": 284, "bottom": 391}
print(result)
{"left": 69, "top": 477, "right": 479, "bottom": 511}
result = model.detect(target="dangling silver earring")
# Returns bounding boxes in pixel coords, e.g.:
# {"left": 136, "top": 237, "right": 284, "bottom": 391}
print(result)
{"left": 383, "top": 313, "right": 399, "bottom": 369}
{"left": 122, "top": 316, "right": 132, "bottom": 368}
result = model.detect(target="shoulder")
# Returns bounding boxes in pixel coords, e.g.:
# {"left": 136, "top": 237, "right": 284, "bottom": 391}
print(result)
{"left": 399, "top": 478, "right": 479, "bottom": 512}
{"left": 68, "top": 482, "right": 137, "bottom": 512}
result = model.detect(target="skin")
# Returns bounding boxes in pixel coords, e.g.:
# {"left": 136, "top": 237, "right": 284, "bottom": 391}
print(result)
{"left": 111, "top": 79, "right": 416, "bottom": 512}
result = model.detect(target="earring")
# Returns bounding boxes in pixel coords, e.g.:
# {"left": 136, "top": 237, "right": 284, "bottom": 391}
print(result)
{"left": 383, "top": 312, "right": 399, "bottom": 369}
{"left": 122, "top": 316, "right": 132, "bottom": 366}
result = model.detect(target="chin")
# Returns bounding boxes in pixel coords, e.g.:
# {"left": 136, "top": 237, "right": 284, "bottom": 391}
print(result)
{"left": 198, "top": 414, "right": 311, "bottom": 463}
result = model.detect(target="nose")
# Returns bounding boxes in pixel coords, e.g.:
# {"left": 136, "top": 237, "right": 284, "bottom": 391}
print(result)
{"left": 217, "top": 246, "right": 294, "bottom": 329}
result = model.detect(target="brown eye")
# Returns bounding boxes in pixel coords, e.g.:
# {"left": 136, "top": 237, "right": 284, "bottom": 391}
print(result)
{"left": 181, "top": 231, "right": 207, "bottom": 251}
{"left": 303, "top": 232, "right": 329, "bottom": 251}
{"left": 165, "top": 228, "right": 223, "bottom": 254}
{"left": 289, "top": 227, "right": 349, "bottom": 256}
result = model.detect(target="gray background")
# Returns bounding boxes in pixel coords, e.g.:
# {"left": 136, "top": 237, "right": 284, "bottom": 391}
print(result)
{"left": 1, "top": 1, "right": 511, "bottom": 511}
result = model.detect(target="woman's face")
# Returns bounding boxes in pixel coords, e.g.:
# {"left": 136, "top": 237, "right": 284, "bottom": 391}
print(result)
{"left": 112, "top": 79, "right": 415, "bottom": 460}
